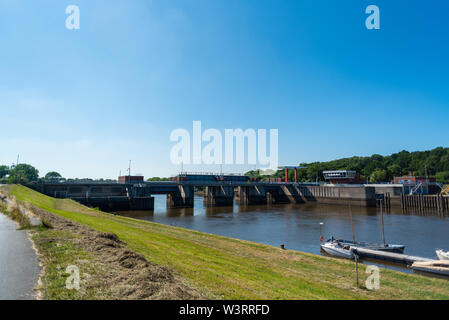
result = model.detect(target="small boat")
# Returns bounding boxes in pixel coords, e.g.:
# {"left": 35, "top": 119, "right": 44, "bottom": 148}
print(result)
{"left": 332, "top": 238, "right": 406, "bottom": 254}
{"left": 320, "top": 241, "right": 355, "bottom": 259}
{"left": 411, "top": 260, "right": 449, "bottom": 277}
{"left": 436, "top": 250, "right": 449, "bottom": 261}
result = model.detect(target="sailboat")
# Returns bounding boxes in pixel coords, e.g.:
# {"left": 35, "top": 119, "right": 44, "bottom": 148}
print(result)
{"left": 329, "top": 238, "right": 405, "bottom": 253}
{"left": 321, "top": 198, "right": 406, "bottom": 258}
{"left": 320, "top": 201, "right": 357, "bottom": 260}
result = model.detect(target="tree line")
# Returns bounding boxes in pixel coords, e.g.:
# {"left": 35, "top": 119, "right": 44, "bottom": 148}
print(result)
{"left": 246, "top": 147, "right": 449, "bottom": 184}
{"left": 0, "top": 164, "right": 115, "bottom": 184}
{"left": 2, "top": 147, "right": 448, "bottom": 185}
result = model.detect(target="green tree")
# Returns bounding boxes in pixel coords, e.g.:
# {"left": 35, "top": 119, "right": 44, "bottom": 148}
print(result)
{"left": 435, "top": 171, "right": 449, "bottom": 184}
{"left": 146, "top": 177, "right": 169, "bottom": 181}
{"left": 8, "top": 164, "right": 39, "bottom": 184}
{"left": 0, "top": 165, "right": 9, "bottom": 179}
{"left": 369, "top": 169, "right": 387, "bottom": 183}
{"left": 44, "top": 171, "right": 62, "bottom": 180}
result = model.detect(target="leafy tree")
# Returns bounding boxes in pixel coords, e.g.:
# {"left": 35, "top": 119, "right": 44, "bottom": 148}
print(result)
{"left": 0, "top": 165, "right": 9, "bottom": 179}
{"left": 8, "top": 164, "right": 39, "bottom": 184}
{"left": 435, "top": 171, "right": 449, "bottom": 184}
{"left": 44, "top": 171, "right": 62, "bottom": 180}
{"left": 370, "top": 169, "right": 387, "bottom": 183}
{"left": 146, "top": 177, "right": 169, "bottom": 181}
{"left": 245, "top": 147, "right": 449, "bottom": 183}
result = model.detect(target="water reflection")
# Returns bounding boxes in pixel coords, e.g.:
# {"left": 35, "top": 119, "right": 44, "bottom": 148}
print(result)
{"left": 167, "top": 207, "right": 194, "bottom": 218}
{"left": 205, "top": 205, "right": 233, "bottom": 216}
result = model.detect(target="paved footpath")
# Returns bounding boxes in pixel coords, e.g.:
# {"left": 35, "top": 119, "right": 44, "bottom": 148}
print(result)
{"left": 0, "top": 213, "right": 41, "bottom": 299}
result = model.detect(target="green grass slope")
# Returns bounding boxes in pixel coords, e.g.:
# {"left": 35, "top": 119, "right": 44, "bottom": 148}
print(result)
{"left": 7, "top": 185, "right": 449, "bottom": 300}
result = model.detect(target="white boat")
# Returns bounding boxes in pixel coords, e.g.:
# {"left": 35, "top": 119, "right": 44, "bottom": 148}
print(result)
{"left": 320, "top": 241, "right": 355, "bottom": 259}
{"left": 332, "top": 238, "right": 406, "bottom": 253}
{"left": 436, "top": 250, "right": 449, "bottom": 261}
{"left": 411, "top": 260, "right": 449, "bottom": 276}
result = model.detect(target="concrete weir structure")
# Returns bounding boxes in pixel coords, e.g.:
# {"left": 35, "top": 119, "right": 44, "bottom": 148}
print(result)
{"left": 27, "top": 173, "right": 406, "bottom": 211}
{"left": 236, "top": 184, "right": 379, "bottom": 207}
{"left": 28, "top": 183, "right": 155, "bottom": 211}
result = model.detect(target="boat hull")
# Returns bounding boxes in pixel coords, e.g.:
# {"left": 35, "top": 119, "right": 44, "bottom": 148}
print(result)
{"left": 412, "top": 260, "right": 449, "bottom": 276}
{"left": 367, "top": 245, "right": 405, "bottom": 254}
{"left": 436, "top": 250, "right": 449, "bottom": 261}
{"left": 320, "top": 243, "right": 354, "bottom": 259}
{"left": 333, "top": 239, "right": 405, "bottom": 254}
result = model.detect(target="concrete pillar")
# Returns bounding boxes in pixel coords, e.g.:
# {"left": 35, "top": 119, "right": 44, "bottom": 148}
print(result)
{"left": 167, "top": 185, "right": 194, "bottom": 208}
{"left": 130, "top": 196, "right": 155, "bottom": 210}
{"left": 204, "top": 186, "right": 234, "bottom": 207}
{"left": 235, "top": 186, "right": 267, "bottom": 205}
{"left": 280, "top": 185, "right": 305, "bottom": 204}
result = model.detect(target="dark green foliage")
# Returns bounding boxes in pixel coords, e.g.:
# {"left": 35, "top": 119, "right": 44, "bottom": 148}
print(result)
{"left": 146, "top": 177, "right": 169, "bottom": 181}
{"left": 246, "top": 147, "right": 449, "bottom": 183}
{"left": 0, "top": 165, "right": 9, "bottom": 179}
{"left": 7, "top": 163, "right": 39, "bottom": 184}
{"left": 435, "top": 171, "right": 449, "bottom": 184}
{"left": 44, "top": 172, "right": 62, "bottom": 180}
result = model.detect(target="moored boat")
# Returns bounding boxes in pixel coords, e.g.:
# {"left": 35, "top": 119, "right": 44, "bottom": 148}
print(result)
{"left": 320, "top": 241, "right": 355, "bottom": 259}
{"left": 332, "top": 238, "right": 406, "bottom": 254}
{"left": 411, "top": 260, "right": 449, "bottom": 277}
{"left": 436, "top": 249, "right": 449, "bottom": 261}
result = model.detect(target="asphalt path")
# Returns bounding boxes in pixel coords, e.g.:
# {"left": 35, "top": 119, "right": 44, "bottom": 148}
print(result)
{"left": 0, "top": 213, "right": 41, "bottom": 299}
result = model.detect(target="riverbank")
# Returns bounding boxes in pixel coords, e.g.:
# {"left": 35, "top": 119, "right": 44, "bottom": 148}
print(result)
{"left": 0, "top": 185, "right": 203, "bottom": 300}
{"left": 3, "top": 184, "right": 449, "bottom": 299}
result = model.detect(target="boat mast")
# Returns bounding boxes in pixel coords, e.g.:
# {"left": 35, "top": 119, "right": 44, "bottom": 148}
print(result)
{"left": 349, "top": 200, "right": 356, "bottom": 244}
{"left": 380, "top": 197, "right": 386, "bottom": 247}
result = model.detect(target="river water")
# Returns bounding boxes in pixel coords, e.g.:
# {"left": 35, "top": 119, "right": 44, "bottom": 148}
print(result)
{"left": 119, "top": 195, "right": 449, "bottom": 270}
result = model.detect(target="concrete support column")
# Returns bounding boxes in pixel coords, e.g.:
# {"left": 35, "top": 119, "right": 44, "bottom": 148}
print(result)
{"left": 130, "top": 196, "right": 155, "bottom": 210}
{"left": 235, "top": 186, "right": 249, "bottom": 205}
{"left": 280, "top": 185, "right": 305, "bottom": 204}
{"left": 167, "top": 185, "right": 194, "bottom": 208}
{"left": 204, "top": 186, "right": 234, "bottom": 207}
{"left": 235, "top": 185, "right": 267, "bottom": 205}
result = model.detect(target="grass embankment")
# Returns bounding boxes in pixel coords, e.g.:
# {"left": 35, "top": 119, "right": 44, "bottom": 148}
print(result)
{"left": 7, "top": 185, "right": 449, "bottom": 299}
{"left": 1, "top": 185, "right": 201, "bottom": 300}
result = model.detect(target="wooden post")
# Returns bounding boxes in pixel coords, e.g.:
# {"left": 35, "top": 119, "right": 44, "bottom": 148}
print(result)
{"left": 401, "top": 193, "right": 405, "bottom": 209}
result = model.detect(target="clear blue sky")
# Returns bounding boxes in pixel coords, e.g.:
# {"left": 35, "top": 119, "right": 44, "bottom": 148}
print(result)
{"left": 1, "top": 0, "right": 448, "bottom": 179}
